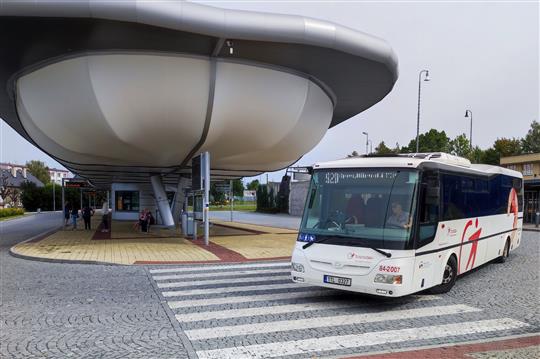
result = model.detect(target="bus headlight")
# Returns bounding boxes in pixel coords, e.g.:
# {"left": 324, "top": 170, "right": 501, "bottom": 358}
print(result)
{"left": 374, "top": 274, "right": 402, "bottom": 285}
{"left": 292, "top": 262, "right": 305, "bottom": 273}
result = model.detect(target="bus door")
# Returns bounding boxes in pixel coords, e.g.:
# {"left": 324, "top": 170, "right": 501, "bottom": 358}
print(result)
{"left": 413, "top": 170, "right": 440, "bottom": 290}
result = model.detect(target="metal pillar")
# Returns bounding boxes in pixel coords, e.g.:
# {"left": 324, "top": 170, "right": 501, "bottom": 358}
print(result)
{"left": 52, "top": 180, "right": 56, "bottom": 212}
{"left": 150, "top": 175, "right": 175, "bottom": 227}
{"left": 203, "top": 153, "right": 210, "bottom": 246}
{"left": 61, "top": 177, "right": 65, "bottom": 227}
{"left": 230, "top": 179, "right": 234, "bottom": 222}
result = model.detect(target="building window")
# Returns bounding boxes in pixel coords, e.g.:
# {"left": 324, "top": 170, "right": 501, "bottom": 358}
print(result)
{"left": 115, "top": 191, "right": 140, "bottom": 212}
{"left": 523, "top": 163, "right": 533, "bottom": 176}
{"left": 507, "top": 165, "right": 517, "bottom": 171}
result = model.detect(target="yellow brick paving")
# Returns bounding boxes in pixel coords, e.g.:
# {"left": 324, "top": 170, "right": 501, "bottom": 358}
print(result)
{"left": 11, "top": 218, "right": 298, "bottom": 265}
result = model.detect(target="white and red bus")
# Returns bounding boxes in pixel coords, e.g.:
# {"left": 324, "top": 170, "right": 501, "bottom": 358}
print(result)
{"left": 291, "top": 153, "right": 523, "bottom": 297}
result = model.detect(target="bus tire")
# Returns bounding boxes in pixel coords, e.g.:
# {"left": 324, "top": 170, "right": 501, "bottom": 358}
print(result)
{"left": 496, "top": 239, "right": 510, "bottom": 263}
{"left": 430, "top": 255, "right": 457, "bottom": 294}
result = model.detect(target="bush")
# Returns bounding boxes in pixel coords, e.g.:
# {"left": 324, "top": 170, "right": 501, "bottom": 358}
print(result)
{"left": 0, "top": 207, "right": 24, "bottom": 218}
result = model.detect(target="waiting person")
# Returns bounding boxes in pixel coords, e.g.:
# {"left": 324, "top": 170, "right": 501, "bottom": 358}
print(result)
{"left": 101, "top": 202, "right": 109, "bottom": 233}
{"left": 64, "top": 201, "right": 71, "bottom": 227}
{"left": 146, "top": 211, "right": 155, "bottom": 233}
{"left": 71, "top": 205, "right": 79, "bottom": 230}
{"left": 82, "top": 203, "right": 94, "bottom": 230}
{"left": 138, "top": 211, "right": 147, "bottom": 233}
{"left": 386, "top": 202, "right": 412, "bottom": 229}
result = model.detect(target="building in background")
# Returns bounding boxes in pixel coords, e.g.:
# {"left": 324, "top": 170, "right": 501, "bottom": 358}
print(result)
{"left": 0, "top": 166, "right": 44, "bottom": 208}
{"left": 500, "top": 153, "right": 540, "bottom": 223}
{"left": 48, "top": 167, "right": 72, "bottom": 184}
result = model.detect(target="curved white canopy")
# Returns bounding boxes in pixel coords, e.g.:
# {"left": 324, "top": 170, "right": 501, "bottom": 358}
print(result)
{"left": 0, "top": 1, "right": 398, "bottom": 186}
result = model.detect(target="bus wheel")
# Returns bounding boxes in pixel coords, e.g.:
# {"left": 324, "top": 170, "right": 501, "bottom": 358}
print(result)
{"left": 430, "top": 256, "right": 457, "bottom": 294}
{"left": 496, "top": 239, "right": 510, "bottom": 263}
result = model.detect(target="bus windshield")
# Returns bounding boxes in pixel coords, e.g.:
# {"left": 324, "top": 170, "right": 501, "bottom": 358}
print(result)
{"left": 300, "top": 168, "right": 419, "bottom": 250}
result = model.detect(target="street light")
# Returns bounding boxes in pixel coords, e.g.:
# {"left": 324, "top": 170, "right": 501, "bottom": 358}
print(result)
{"left": 416, "top": 69, "right": 430, "bottom": 153}
{"left": 362, "top": 131, "right": 369, "bottom": 155}
{"left": 368, "top": 139, "right": 373, "bottom": 154}
{"left": 464, "top": 110, "right": 473, "bottom": 151}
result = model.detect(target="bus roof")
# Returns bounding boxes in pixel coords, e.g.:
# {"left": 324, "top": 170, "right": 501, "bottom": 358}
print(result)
{"left": 312, "top": 153, "right": 523, "bottom": 179}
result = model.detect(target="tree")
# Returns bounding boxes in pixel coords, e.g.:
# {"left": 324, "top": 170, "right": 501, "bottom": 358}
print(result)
{"left": 402, "top": 129, "right": 450, "bottom": 153}
{"left": 493, "top": 138, "right": 522, "bottom": 158}
{"left": 20, "top": 181, "right": 44, "bottom": 211}
{"left": 449, "top": 134, "right": 471, "bottom": 158}
{"left": 521, "top": 120, "right": 540, "bottom": 153}
{"left": 347, "top": 150, "right": 360, "bottom": 158}
{"left": 0, "top": 172, "right": 18, "bottom": 207}
{"left": 232, "top": 179, "right": 244, "bottom": 197}
{"left": 209, "top": 183, "right": 226, "bottom": 204}
{"left": 25, "top": 160, "right": 50, "bottom": 184}
{"left": 481, "top": 148, "right": 500, "bottom": 165}
{"left": 374, "top": 141, "right": 396, "bottom": 155}
{"left": 246, "top": 179, "right": 260, "bottom": 190}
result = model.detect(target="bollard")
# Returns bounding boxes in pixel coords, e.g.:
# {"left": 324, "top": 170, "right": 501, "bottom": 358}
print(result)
{"left": 536, "top": 212, "right": 540, "bottom": 228}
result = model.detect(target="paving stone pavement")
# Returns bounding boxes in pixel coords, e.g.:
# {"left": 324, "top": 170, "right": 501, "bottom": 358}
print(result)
{"left": 0, "top": 216, "right": 189, "bottom": 358}
{"left": 149, "top": 231, "right": 539, "bottom": 359}
{"left": 1, "top": 214, "right": 538, "bottom": 358}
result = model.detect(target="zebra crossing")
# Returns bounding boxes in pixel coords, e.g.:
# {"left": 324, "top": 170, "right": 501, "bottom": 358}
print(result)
{"left": 149, "top": 261, "right": 531, "bottom": 359}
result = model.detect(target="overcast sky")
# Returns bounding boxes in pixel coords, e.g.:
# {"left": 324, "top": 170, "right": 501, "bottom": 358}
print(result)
{"left": 1, "top": 0, "right": 538, "bottom": 182}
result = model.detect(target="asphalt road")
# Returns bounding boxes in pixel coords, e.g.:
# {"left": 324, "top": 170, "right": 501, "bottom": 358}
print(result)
{"left": 0, "top": 212, "right": 62, "bottom": 248}
{"left": 1, "top": 214, "right": 538, "bottom": 358}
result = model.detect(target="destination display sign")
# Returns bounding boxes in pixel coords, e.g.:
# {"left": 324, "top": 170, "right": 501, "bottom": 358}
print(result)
{"left": 65, "top": 181, "right": 88, "bottom": 188}
{"left": 321, "top": 170, "right": 399, "bottom": 185}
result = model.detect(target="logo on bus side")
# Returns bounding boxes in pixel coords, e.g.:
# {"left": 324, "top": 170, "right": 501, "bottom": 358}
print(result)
{"left": 458, "top": 218, "right": 482, "bottom": 274}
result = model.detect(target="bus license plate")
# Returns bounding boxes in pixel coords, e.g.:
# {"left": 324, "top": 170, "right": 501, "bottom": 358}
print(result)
{"left": 324, "top": 275, "right": 351, "bottom": 287}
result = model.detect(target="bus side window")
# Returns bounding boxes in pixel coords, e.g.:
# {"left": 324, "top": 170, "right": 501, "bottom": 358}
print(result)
{"left": 418, "top": 171, "right": 439, "bottom": 247}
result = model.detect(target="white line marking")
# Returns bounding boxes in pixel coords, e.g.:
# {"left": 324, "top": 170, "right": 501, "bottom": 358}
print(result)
{"left": 185, "top": 304, "right": 479, "bottom": 340}
{"left": 176, "top": 301, "right": 355, "bottom": 323}
{"left": 152, "top": 268, "right": 290, "bottom": 281}
{"left": 162, "top": 282, "right": 304, "bottom": 297}
{"left": 167, "top": 290, "right": 336, "bottom": 309}
{"left": 156, "top": 275, "right": 291, "bottom": 288}
{"left": 196, "top": 318, "right": 529, "bottom": 359}
{"left": 150, "top": 262, "right": 289, "bottom": 274}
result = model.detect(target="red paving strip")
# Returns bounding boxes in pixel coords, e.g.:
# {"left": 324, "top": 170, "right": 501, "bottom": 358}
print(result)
{"left": 91, "top": 214, "right": 112, "bottom": 240}
{"left": 191, "top": 238, "right": 248, "bottom": 262}
{"left": 345, "top": 335, "right": 540, "bottom": 359}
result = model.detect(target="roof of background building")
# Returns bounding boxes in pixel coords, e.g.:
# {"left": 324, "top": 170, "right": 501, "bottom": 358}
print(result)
{"left": 1, "top": 169, "right": 45, "bottom": 188}
{"left": 500, "top": 153, "right": 540, "bottom": 165}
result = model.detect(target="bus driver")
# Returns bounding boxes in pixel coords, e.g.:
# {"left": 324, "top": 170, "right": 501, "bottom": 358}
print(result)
{"left": 387, "top": 202, "right": 412, "bottom": 229}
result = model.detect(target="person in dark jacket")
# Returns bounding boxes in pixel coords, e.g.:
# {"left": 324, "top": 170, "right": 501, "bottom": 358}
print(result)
{"left": 64, "top": 201, "right": 71, "bottom": 227}
{"left": 82, "top": 204, "right": 95, "bottom": 230}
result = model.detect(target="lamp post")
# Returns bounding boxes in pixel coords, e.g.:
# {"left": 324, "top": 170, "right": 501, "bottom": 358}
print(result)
{"left": 368, "top": 139, "right": 373, "bottom": 154}
{"left": 464, "top": 110, "right": 473, "bottom": 151}
{"left": 416, "top": 69, "right": 430, "bottom": 153}
{"left": 362, "top": 131, "right": 369, "bottom": 155}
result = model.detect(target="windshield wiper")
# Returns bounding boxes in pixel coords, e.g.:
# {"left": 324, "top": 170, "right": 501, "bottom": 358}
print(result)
{"left": 302, "top": 235, "right": 392, "bottom": 258}
{"left": 302, "top": 236, "right": 332, "bottom": 249}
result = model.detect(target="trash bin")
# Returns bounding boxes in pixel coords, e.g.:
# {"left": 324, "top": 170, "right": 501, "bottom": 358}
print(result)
{"left": 181, "top": 212, "right": 188, "bottom": 236}
{"left": 185, "top": 214, "right": 195, "bottom": 237}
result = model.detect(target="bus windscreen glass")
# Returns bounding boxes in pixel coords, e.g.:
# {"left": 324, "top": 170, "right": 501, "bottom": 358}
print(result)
{"left": 300, "top": 169, "right": 419, "bottom": 250}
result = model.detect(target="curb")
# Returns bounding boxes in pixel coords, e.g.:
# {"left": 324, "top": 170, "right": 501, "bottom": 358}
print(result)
{"left": 523, "top": 228, "right": 540, "bottom": 232}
